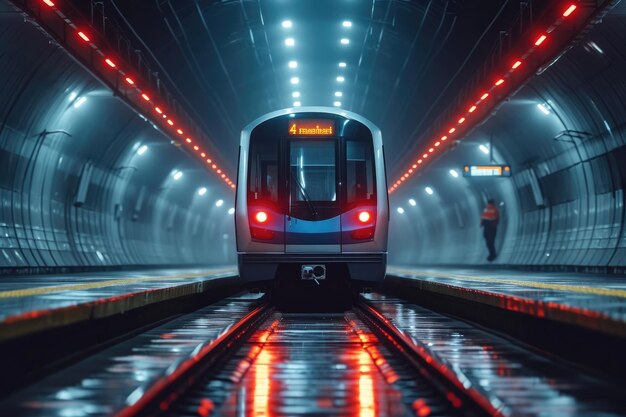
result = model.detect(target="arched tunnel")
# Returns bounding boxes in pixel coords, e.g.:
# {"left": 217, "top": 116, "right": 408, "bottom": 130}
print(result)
{"left": 1, "top": 0, "right": 626, "bottom": 415}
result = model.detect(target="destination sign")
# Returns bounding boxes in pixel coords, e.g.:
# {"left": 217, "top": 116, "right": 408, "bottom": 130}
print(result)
{"left": 463, "top": 165, "right": 511, "bottom": 177}
{"left": 288, "top": 119, "right": 334, "bottom": 136}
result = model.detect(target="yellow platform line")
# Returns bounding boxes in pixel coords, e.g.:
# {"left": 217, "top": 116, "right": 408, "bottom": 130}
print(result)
{"left": 0, "top": 268, "right": 236, "bottom": 299}
{"left": 389, "top": 268, "right": 626, "bottom": 299}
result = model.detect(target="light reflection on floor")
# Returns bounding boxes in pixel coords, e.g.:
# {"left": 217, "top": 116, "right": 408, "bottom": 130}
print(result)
{"left": 218, "top": 313, "right": 409, "bottom": 417}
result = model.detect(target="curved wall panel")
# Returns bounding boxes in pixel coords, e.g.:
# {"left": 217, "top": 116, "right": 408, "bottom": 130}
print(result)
{"left": 389, "top": 7, "right": 626, "bottom": 271}
{"left": 0, "top": 13, "right": 235, "bottom": 272}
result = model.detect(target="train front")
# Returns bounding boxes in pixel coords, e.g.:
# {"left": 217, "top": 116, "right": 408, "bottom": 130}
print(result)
{"left": 235, "top": 108, "right": 388, "bottom": 293}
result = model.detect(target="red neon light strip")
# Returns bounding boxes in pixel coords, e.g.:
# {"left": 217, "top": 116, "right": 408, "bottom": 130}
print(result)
{"left": 563, "top": 5, "right": 577, "bottom": 17}
{"left": 535, "top": 34, "right": 547, "bottom": 46}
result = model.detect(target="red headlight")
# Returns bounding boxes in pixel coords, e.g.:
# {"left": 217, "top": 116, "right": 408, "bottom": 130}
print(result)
{"left": 255, "top": 211, "right": 268, "bottom": 224}
{"left": 358, "top": 211, "right": 371, "bottom": 223}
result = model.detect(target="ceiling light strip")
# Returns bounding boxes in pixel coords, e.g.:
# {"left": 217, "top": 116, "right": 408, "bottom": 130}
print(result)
{"left": 32, "top": 0, "right": 235, "bottom": 189}
{"left": 389, "top": 2, "right": 583, "bottom": 193}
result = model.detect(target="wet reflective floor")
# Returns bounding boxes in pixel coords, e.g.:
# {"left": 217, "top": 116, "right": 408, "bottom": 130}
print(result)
{"left": 387, "top": 266, "right": 626, "bottom": 322}
{"left": 0, "top": 292, "right": 262, "bottom": 416}
{"left": 2, "top": 292, "right": 625, "bottom": 417}
{"left": 365, "top": 293, "right": 626, "bottom": 417}
{"left": 172, "top": 312, "right": 437, "bottom": 417}
{"left": 0, "top": 266, "right": 237, "bottom": 322}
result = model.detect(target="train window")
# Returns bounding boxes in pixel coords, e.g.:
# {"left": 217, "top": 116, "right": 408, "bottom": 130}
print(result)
{"left": 248, "top": 137, "right": 279, "bottom": 204}
{"left": 346, "top": 139, "right": 376, "bottom": 207}
{"left": 289, "top": 140, "right": 336, "bottom": 202}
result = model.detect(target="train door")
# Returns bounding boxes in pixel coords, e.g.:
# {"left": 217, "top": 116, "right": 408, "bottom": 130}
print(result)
{"left": 284, "top": 138, "right": 341, "bottom": 253}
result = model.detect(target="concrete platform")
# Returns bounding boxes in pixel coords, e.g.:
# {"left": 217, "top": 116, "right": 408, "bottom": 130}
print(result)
{"left": 0, "top": 266, "right": 238, "bottom": 342}
{"left": 387, "top": 266, "right": 626, "bottom": 338}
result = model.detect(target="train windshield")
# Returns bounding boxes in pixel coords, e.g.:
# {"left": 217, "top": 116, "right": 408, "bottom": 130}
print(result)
{"left": 290, "top": 141, "right": 336, "bottom": 202}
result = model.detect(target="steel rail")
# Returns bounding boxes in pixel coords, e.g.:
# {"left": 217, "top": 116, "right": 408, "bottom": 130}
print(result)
{"left": 355, "top": 297, "right": 508, "bottom": 417}
{"left": 114, "top": 300, "right": 272, "bottom": 417}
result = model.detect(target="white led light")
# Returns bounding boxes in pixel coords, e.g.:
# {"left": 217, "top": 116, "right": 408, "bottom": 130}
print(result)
{"left": 333, "top": 101, "right": 341, "bottom": 107}
{"left": 449, "top": 169, "right": 459, "bottom": 178}
{"left": 293, "top": 101, "right": 301, "bottom": 107}
{"left": 292, "top": 91, "right": 300, "bottom": 98}
{"left": 173, "top": 170, "right": 183, "bottom": 181}
{"left": 537, "top": 103, "right": 550, "bottom": 115}
{"left": 425, "top": 187, "right": 434, "bottom": 195}
{"left": 285, "top": 38, "right": 295, "bottom": 46}
{"left": 397, "top": 207, "right": 405, "bottom": 214}
{"left": 479, "top": 144, "right": 490, "bottom": 154}
{"left": 342, "top": 21, "right": 352, "bottom": 28}
{"left": 215, "top": 199, "right": 224, "bottom": 207}
{"left": 409, "top": 199, "right": 416, "bottom": 206}
{"left": 336, "top": 76, "right": 345, "bottom": 82}
{"left": 198, "top": 187, "right": 207, "bottom": 196}
{"left": 290, "top": 77, "right": 299, "bottom": 85}
{"left": 73, "top": 96, "right": 87, "bottom": 108}
{"left": 334, "top": 91, "right": 343, "bottom": 97}
{"left": 288, "top": 60, "right": 298, "bottom": 69}
{"left": 282, "top": 20, "right": 292, "bottom": 28}
{"left": 340, "top": 38, "right": 349, "bottom": 45}
{"left": 68, "top": 92, "right": 77, "bottom": 101}
{"left": 137, "top": 145, "right": 148, "bottom": 156}
{"left": 228, "top": 208, "right": 235, "bottom": 215}
{"left": 339, "top": 62, "right": 347, "bottom": 68}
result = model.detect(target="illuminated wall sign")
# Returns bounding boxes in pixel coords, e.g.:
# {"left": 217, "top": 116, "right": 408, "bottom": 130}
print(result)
{"left": 463, "top": 165, "right": 511, "bottom": 177}
{"left": 288, "top": 119, "right": 334, "bottom": 136}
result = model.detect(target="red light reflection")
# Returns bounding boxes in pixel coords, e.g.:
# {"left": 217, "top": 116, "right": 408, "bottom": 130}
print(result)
{"left": 358, "top": 351, "right": 376, "bottom": 417}
{"left": 252, "top": 349, "right": 272, "bottom": 417}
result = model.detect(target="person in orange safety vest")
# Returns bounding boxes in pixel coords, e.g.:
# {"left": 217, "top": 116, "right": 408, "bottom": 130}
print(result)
{"left": 480, "top": 199, "right": 499, "bottom": 262}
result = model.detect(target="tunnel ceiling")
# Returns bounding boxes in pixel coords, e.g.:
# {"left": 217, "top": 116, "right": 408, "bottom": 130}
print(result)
{"left": 62, "top": 0, "right": 551, "bottom": 173}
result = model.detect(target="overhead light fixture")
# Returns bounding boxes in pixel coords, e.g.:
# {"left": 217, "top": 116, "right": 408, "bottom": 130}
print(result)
{"left": 409, "top": 199, "right": 416, "bottom": 206}
{"left": 339, "top": 62, "right": 347, "bottom": 68}
{"left": 342, "top": 21, "right": 352, "bottom": 28}
{"left": 137, "top": 145, "right": 148, "bottom": 156}
{"left": 198, "top": 187, "right": 207, "bottom": 196}
{"left": 537, "top": 103, "right": 550, "bottom": 115}
{"left": 288, "top": 60, "right": 298, "bottom": 69}
{"left": 73, "top": 96, "right": 87, "bottom": 108}
{"left": 449, "top": 169, "right": 459, "bottom": 178}
{"left": 68, "top": 92, "right": 77, "bottom": 101}
{"left": 425, "top": 187, "right": 434, "bottom": 195}
{"left": 333, "top": 101, "right": 341, "bottom": 107}
{"left": 285, "top": 38, "right": 295, "bottom": 46}
{"left": 215, "top": 199, "right": 224, "bottom": 207}
{"left": 293, "top": 101, "right": 301, "bottom": 107}
{"left": 228, "top": 208, "right": 235, "bottom": 215}
{"left": 397, "top": 207, "right": 405, "bottom": 214}
{"left": 334, "top": 91, "right": 343, "bottom": 97}
{"left": 173, "top": 170, "right": 183, "bottom": 181}
{"left": 340, "top": 38, "right": 350, "bottom": 45}
{"left": 282, "top": 20, "right": 292, "bottom": 28}
{"left": 290, "top": 77, "right": 299, "bottom": 85}
{"left": 292, "top": 91, "right": 300, "bottom": 98}
{"left": 336, "top": 76, "right": 345, "bottom": 82}
{"left": 479, "top": 144, "right": 490, "bottom": 154}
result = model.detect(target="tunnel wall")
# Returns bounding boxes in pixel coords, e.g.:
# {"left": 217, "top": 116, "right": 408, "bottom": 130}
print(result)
{"left": 0, "top": 12, "right": 235, "bottom": 273}
{"left": 389, "top": 8, "right": 626, "bottom": 271}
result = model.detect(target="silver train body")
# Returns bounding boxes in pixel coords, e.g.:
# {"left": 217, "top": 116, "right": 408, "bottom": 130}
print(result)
{"left": 235, "top": 107, "right": 388, "bottom": 287}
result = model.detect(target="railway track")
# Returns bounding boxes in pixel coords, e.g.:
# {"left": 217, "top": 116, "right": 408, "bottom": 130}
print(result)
{"left": 114, "top": 295, "right": 501, "bottom": 417}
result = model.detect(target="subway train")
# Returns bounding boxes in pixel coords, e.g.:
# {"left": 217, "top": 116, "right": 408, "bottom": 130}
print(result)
{"left": 235, "top": 107, "right": 388, "bottom": 293}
